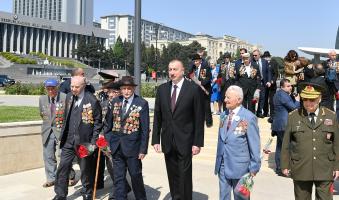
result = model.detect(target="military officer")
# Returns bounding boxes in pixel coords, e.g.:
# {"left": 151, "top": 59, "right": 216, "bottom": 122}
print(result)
{"left": 281, "top": 81, "right": 339, "bottom": 200}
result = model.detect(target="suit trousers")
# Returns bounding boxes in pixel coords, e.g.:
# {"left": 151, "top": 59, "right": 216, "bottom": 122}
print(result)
{"left": 218, "top": 160, "right": 248, "bottom": 200}
{"left": 242, "top": 89, "right": 256, "bottom": 114}
{"left": 203, "top": 93, "right": 213, "bottom": 126}
{"left": 112, "top": 146, "right": 146, "bottom": 200}
{"left": 257, "top": 83, "right": 266, "bottom": 115}
{"left": 43, "top": 132, "right": 57, "bottom": 182}
{"left": 268, "top": 87, "right": 277, "bottom": 118}
{"left": 293, "top": 180, "right": 333, "bottom": 200}
{"left": 54, "top": 142, "right": 95, "bottom": 198}
{"left": 164, "top": 143, "right": 193, "bottom": 200}
{"left": 274, "top": 131, "right": 284, "bottom": 172}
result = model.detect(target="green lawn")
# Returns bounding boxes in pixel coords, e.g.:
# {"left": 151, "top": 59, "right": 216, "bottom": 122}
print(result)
{"left": 0, "top": 106, "right": 41, "bottom": 123}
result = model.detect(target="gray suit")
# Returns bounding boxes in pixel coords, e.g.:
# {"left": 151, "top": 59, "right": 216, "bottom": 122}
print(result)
{"left": 39, "top": 92, "right": 66, "bottom": 182}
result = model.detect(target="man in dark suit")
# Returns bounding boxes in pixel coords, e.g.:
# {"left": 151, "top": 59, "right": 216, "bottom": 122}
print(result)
{"left": 59, "top": 68, "right": 95, "bottom": 94}
{"left": 252, "top": 49, "right": 272, "bottom": 118}
{"left": 220, "top": 53, "right": 236, "bottom": 112}
{"left": 263, "top": 51, "right": 279, "bottom": 123}
{"left": 53, "top": 76, "right": 102, "bottom": 200}
{"left": 104, "top": 76, "right": 149, "bottom": 200}
{"left": 234, "top": 48, "right": 248, "bottom": 70}
{"left": 235, "top": 53, "right": 261, "bottom": 113}
{"left": 152, "top": 59, "right": 205, "bottom": 200}
{"left": 189, "top": 53, "right": 213, "bottom": 127}
{"left": 271, "top": 79, "right": 300, "bottom": 176}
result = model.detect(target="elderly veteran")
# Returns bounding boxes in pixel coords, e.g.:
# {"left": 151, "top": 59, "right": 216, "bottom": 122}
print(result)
{"left": 281, "top": 81, "right": 339, "bottom": 200}
{"left": 39, "top": 79, "right": 67, "bottom": 188}
{"left": 215, "top": 85, "right": 261, "bottom": 200}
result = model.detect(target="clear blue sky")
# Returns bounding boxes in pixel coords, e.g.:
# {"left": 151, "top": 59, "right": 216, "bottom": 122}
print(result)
{"left": 1, "top": 0, "right": 339, "bottom": 58}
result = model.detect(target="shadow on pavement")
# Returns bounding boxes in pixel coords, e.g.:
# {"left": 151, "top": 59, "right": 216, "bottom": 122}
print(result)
{"left": 163, "top": 191, "right": 208, "bottom": 200}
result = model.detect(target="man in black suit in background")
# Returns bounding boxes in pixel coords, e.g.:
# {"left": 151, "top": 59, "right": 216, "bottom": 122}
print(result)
{"left": 152, "top": 59, "right": 205, "bottom": 200}
{"left": 189, "top": 53, "right": 213, "bottom": 127}
{"left": 53, "top": 76, "right": 102, "bottom": 200}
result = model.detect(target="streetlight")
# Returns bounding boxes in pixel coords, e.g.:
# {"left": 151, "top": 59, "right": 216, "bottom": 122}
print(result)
{"left": 97, "top": 49, "right": 105, "bottom": 72}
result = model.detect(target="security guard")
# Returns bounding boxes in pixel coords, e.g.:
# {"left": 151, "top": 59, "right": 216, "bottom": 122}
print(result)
{"left": 281, "top": 80, "right": 339, "bottom": 200}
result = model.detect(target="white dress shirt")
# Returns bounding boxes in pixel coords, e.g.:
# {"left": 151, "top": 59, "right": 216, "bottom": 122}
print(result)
{"left": 171, "top": 78, "right": 184, "bottom": 102}
{"left": 74, "top": 90, "right": 84, "bottom": 107}
{"left": 228, "top": 106, "right": 241, "bottom": 122}
{"left": 122, "top": 94, "right": 135, "bottom": 113}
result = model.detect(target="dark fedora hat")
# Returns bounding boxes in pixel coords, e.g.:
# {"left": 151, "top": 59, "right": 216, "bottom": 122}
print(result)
{"left": 224, "top": 53, "right": 231, "bottom": 59}
{"left": 191, "top": 53, "right": 202, "bottom": 61}
{"left": 118, "top": 76, "right": 137, "bottom": 87}
{"left": 262, "top": 51, "right": 271, "bottom": 58}
{"left": 103, "top": 81, "right": 120, "bottom": 90}
{"left": 98, "top": 70, "right": 119, "bottom": 80}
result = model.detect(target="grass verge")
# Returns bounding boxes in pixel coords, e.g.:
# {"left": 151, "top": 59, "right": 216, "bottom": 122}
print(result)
{"left": 0, "top": 106, "right": 40, "bottom": 123}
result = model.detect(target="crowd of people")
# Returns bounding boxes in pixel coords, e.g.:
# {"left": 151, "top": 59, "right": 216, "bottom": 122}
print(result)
{"left": 37, "top": 47, "right": 339, "bottom": 200}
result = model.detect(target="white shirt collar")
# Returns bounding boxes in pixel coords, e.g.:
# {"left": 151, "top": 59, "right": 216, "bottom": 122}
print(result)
{"left": 230, "top": 105, "right": 241, "bottom": 116}
{"left": 173, "top": 78, "right": 184, "bottom": 89}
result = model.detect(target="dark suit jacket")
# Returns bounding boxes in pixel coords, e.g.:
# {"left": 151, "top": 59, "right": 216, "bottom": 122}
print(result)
{"left": 252, "top": 58, "right": 271, "bottom": 84}
{"left": 59, "top": 78, "right": 96, "bottom": 94}
{"left": 152, "top": 79, "right": 205, "bottom": 156}
{"left": 269, "top": 59, "right": 279, "bottom": 90}
{"left": 104, "top": 95, "right": 150, "bottom": 157}
{"left": 235, "top": 64, "right": 262, "bottom": 92}
{"left": 59, "top": 92, "right": 102, "bottom": 148}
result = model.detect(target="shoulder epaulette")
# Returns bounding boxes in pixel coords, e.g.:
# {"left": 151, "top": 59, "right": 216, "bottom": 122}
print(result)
{"left": 289, "top": 109, "right": 297, "bottom": 115}
{"left": 323, "top": 107, "right": 336, "bottom": 115}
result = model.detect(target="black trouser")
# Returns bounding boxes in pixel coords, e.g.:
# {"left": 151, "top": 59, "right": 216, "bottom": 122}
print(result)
{"left": 203, "top": 94, "right": 213, "bottom": 126}
{"left": 112, "top": 146, "right": 146, "bottom": 200}
{"left": 268, "top": 87, "right": 277, "bottom": 118}
{"left": 242, "top": 89, "right": 256, "bottom": 113}
{"left": 164, "top": 143, "right": 193, "bottom": 200}
{"left": 54, "top": 143, "right": 95, "bottom": 198}
{"left": 293, "top": 180, "right": 333, "bottom": 200}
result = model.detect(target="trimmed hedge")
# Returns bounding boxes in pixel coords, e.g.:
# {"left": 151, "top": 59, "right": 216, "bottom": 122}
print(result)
{"left": 4, "top": 82, "right": 45, "bottom": 95}
{"left": 4, "top": 82, "right": 158, "bottom": 97}
{"left": 0, "top": 52, "right": 37, "bottom": 64}
{"left": 30, "top": 52, "right": 87, "bottom": 68}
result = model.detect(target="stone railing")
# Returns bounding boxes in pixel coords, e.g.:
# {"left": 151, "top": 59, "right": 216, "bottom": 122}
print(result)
{"left": 0, "top": 121, "right": 43, "bottom": 175}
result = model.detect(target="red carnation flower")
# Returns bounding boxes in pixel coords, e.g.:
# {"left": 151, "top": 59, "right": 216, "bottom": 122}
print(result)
{"left": 77, "top": 145, "right": 89, "bottom": 158}
{"left": 96, "top": 137, "right": 108, "bottom": 148}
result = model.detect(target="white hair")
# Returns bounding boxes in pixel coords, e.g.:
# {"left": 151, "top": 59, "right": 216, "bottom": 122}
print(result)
{"left": 226, "top": 85, "right": 243, "bottom": 101}
{"left": 328, "top": 50, "right": 337, "bottom": 56}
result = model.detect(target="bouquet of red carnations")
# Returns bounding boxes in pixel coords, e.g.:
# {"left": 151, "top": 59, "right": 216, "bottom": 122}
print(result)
{"left": 234, "top": 173, "right": 254, "bottom": 199}
{"left": 76, "top": 143, "right": 96, "bottom": 158}
{"left": 96, "top": 135, "right": 111, "bottom": 157}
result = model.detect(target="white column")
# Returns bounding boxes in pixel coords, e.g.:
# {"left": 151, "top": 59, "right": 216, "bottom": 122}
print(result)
{"left": 10, "top": 25, "right": 14, "bottom": 52}
{"left": 41, "top": 30, "right": 46, "bottom": 54}
{"left": 53, "top": 31, "right": 57, "bottom": 56}
{"left": 48, "top": 30, "right": 52, "bottom": 56}
{"left": 58, "top": 32, "right": 62, "bottom": 57}
{"left": 35, "top": 29, "right": 39, "bottom": 52}
{"left": 74, "top": 35, "right": 78, "bottom": 59}
{"left": 16, "top": 26, "right": 21, "bottom": 53}
{"left": 29, "top": 28, "right": 34, "bottom": 53}
{"left": 68, "top": 34, "right": 73, "bottom": 58}
{"left": 23, "top": 26, "right": 27, "bottom": 54}
{"left": 64, "top": 33, "right": 68, "bottom": 57}
{"left": 3, "top": 24, "right": 7, "bottom": 52}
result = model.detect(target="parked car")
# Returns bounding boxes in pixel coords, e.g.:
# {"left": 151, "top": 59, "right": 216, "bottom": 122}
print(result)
{"left": 0, "top": 77, "right": 8, "bottom": 87}
{"left": 0, "top": 75, "right": 15, "bottom": 85}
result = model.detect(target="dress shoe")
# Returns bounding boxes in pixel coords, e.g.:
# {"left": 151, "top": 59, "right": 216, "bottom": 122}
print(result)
{"left": 82, "top": 194, "right": 93, "bottom": 200}
{"left": 52, "top": 196, "right": 66, "bottom": 200}
{"left": 68, "top": 178, "right": 78, "bottom": 187}
{"left": 256, "top": 114, "right": 264, "bottom": 118}
{"left": 267, "top": 117, "right": 273, "bottom": 123}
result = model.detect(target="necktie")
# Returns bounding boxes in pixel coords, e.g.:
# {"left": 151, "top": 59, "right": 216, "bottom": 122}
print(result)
{"left": 121, "top": 99, "right": 128, "bottom": 116}
{"left": 309, "top": 113, "right": 316, "bottom": 127}
{"left": 50, "top": 97, "right": 55, "bottom": 117}
{"left": 73, "top": 95, "right": 79, "bottom": 108}
{"left": 171, "top": 85, "right": 178, "bottom": 112}
{"left": 227, "top": 111, "right": 234, "bottom": 130}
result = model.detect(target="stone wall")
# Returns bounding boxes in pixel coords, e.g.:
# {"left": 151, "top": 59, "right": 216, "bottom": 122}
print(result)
{"left": 0, "top": 121, "right": 44, "bottom": 175}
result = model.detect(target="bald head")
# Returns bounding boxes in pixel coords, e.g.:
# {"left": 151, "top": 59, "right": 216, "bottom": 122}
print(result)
{"left": 328, "top": 50, "right": 337, "bottom": 61}
{"left": 71, "top": 76, "right": 86, "bottom": 95}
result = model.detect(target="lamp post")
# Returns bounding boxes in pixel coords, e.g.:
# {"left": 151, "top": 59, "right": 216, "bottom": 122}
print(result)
{"left": 97, "top": 49, "right": 105, "bottom": 72}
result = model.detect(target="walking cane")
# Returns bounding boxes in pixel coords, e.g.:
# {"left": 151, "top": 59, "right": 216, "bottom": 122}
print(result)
{"left": 92, "top": 148, "right": 101, "bottom": 200}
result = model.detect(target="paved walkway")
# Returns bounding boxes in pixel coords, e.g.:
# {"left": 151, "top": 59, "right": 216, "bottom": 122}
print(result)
{"left": 1, "top": 115, "right": 339, "bottom": 199}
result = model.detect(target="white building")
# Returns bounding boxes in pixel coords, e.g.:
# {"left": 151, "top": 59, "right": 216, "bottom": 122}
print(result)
{"left": 100, "top": 14, "right": 194, "bottom": 48}
{"left": 0, "top": 11, "right": 109, "bottom": 58}
{"left": 151, "top": 33, "right": 263, "bottom": 62}
{"left": 12, "top": 0, "right": 93, "bottom": 27}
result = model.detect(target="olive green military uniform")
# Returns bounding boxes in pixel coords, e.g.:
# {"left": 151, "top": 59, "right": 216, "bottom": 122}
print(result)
{"left": 281, "top": 107, "right": 339, "bottom": 200}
